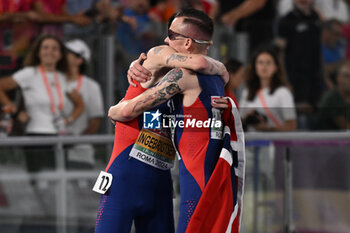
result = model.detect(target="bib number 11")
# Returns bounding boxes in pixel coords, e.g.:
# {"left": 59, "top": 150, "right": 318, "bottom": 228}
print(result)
{"left": 92, "top": 171, "right": 113, "bottom": 194}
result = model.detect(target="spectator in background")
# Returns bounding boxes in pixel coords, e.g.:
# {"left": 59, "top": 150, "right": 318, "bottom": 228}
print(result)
{"left": 315, "top": 62, "right": 350, "bottom": 130}
{"left": 116, "top": 0, "right": 156, "bottom": 56}
{"left": 341, "top": 12, "right": 350, "bottom": 61}
{"left": 64, "top": 0, "right": 96, "bottom": 38}
{"left": 240, "top": 47, "right": 297, "bottom": 132}
{"left": 115, "top": 0, "right": 158, "bottom": 94}
{"left": 277, "top": 0, "right": 322, "bottom": 129}
{"left": 180, "top": 0, "right": 216, "bottom": 16}
{"left": 0, "top": 35, "right": 84, "bottom": 172}
{"left": 278, "top": 0, "right": 294, "bottom": 17}
{"left": 224, "top": 58, "right": 244, "bottom": 108}
{"left": 93, "top": 0, "right": 123, "bottom": 23}
{"left": 31, "top": 0, "right": 91, "bottom": 38}
{"left": 278, "top": 0, "right": 350, "bottom": 22}
{"left": 65, "top": 0, "right": 95, "bottom": 15}
{"left": 64, "top": 0, "right": 128, "bottom": 37}
{"left": 215, "top": 0, "right": 276, "bottom": 54}
{"left": 0, "top": 1, "right": 39, "bottom": 135}
{"left": 201, "top": 0, "right": 219, "bottom": 16}
{"left": 314, "top": 0, "right": 349, "bottom": 23}
{"left": 0, "top": 0, "right": 38, "bottom": 77}
{"left": 322, "top": 19, "right": 345, "bottom": 89}
{"left": 90, "top": 0, "right": 150, "bottom": 29}
{"left": 151, "top": 0, "right": 218, "bottom": 22}
{"left": 148, "top": 0, "right": 179, "bottom": 23}
{"left": 64, "top": 38, "right": 104, "bottom": 233}
{"left": 64, "top": 39, "right": 104, "bottom": 169}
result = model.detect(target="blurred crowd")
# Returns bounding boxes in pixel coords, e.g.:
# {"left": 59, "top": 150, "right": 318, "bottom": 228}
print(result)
{"left": 0, "top": 0, "right": 350, "bottom": 136}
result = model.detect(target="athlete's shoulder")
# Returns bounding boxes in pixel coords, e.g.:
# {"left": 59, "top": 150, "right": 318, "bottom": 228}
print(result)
{"left": 144, "top": 46, "right": 175, "bottom": 72}
{"left": 147, "top": 45, "right": 175, "bottom": 57}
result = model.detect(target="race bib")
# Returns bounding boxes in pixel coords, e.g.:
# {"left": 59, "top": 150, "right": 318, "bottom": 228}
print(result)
{"left": 211, "top": 96, "right": 223, "bottom": 140}
{"left": 92, "top": 171, "right": 113, "bottom": 194}
{"left": 129, "top": 128, "right": 176, "bottom": 170}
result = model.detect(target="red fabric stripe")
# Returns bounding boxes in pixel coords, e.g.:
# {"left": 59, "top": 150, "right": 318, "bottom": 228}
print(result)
{"left": 225, "top": 90, "right": 239, "bottom": 109}
{"left": 179, "top": 98, "right": 209, "bottom": 191}
{"left": 185, "top": 158, "right": 234, "bottom": 233}
{"left": 186, "top": 97, "right": 244, "bottom": 233}
{"left": 105, "top": 83, "right": 147, "bottom": 172}
{"left": 231, "top": 208, "right": 240, "bottom": 232}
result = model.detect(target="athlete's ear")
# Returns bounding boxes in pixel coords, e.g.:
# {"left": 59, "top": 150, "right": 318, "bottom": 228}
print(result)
{"left": 184, "top": 38, "right": 192, "bottom": 51}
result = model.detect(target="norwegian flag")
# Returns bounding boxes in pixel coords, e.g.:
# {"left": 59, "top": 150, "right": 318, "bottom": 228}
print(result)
{"left": 185, "top": 97, "right": 245, "bottom": 233}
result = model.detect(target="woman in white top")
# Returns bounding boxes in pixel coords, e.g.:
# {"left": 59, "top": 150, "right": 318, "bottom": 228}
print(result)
{"left": 64, "top": 39, "right": 105, "bottom": 169}
{"left": 0, "top": 34, "right": 84, "bottom": 135}
{"left": 0, "top": 35, "right": 84, "bottom": 172}
{"left": 64, "top": 39, "right": 104, "bottom": 136}
{"left": 240, "top": 46, "right": 297, "bottom": 131}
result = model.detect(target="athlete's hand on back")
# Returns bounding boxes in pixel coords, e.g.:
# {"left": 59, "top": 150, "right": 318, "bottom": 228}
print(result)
{"left": 127, "top": 53, "right": 152, "bottom": 87}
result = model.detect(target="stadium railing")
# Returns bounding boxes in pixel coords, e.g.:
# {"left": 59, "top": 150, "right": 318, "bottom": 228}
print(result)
{"left": 0, "top": 132, "right": 349, "bottom": 233}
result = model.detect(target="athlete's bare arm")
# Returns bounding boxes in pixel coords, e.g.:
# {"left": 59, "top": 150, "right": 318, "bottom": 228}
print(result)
{"left": 128, "top": 45, "right": 228, "bottom": 88}
{"left": 109, "top": 68, "right": 197, "bottom": 122}
{"left": 109, "top": 45, "right": 229, "bottom": 122}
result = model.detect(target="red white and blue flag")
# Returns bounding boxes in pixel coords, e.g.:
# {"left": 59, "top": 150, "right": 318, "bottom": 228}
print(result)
{"left": 185, "top": 97, "right": 245, "bottom": 233}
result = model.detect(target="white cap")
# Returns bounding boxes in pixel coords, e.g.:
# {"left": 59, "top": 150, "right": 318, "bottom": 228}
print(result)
{"left": 65, "top": 39, "right": 91, "bottom": 63}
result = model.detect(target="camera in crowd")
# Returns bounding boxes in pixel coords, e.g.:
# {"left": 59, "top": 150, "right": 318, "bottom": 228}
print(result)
{"left": 244, "top": 110, "right": 267, "bottom": 129}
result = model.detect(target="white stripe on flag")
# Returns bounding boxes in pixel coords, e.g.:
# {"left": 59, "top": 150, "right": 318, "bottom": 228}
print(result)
{"left": 220, "top": 148, "right": 233, "bottom": 166}
{"left": 227, "top": 97, "right": 246, "bottom": 232}
{"left": 224, "top": 125, "right": 231, "bottom": 135}
{"left": 225, "top": 202, "right": 238, "bottom": 233}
